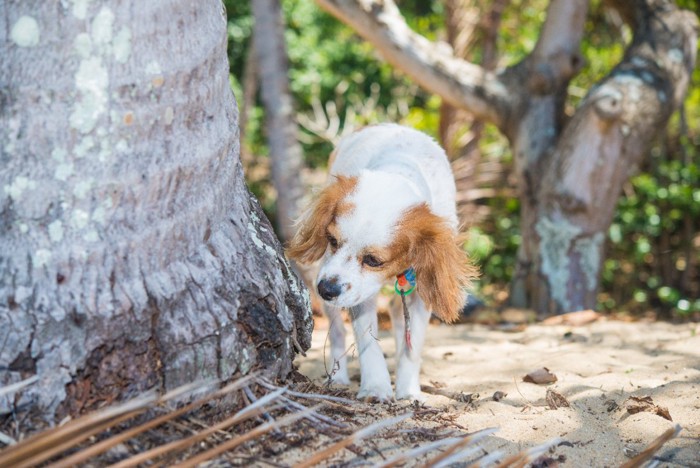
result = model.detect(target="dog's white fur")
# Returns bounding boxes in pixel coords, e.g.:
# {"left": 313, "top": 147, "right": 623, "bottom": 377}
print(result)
{"left": 289, "top": 124, "right": 475, "bottom": 401}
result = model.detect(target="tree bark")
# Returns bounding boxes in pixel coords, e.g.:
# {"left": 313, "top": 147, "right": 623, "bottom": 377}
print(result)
{"left": 252, "top": 0, "right": 305, "bottom": 243}
{"left": 0, "top": 0, "right": 312, "bottom": 420}
{"left": 313, "top": 0, "right": 697, "bottom": 316}
{"left": 510, "top": 0, "right": 698, "bottom": 314}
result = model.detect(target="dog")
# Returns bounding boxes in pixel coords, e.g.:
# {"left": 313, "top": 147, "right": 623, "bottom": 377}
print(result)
{"left": 288, "top": 124, "right": 477, "bottom": 401}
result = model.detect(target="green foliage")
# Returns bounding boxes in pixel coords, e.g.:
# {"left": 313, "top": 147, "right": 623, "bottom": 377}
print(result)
{"left": 603, "top": 101, "right": 700, "bottom": 318}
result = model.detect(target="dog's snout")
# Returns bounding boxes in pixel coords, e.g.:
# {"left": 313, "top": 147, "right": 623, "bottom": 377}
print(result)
{"left": 317, "top": 278, "right": 342, "bottom": 301}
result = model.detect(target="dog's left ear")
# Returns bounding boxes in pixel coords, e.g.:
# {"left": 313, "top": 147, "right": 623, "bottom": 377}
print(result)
{"left": 399, "top": 204, "right": 478, "bottom": 322}
{"left": 287, "top": 175, "right": 357, "bottom": 264}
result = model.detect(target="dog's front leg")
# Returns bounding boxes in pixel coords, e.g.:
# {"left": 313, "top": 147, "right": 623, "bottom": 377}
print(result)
{"left": 391, "top": 295, "right": 431, "bottom": 401}
{"left": 323, "top": 304, "right": 350, "bottom": 385}
{"left": 350, "top": 296, "right": 393, "bottom": 401}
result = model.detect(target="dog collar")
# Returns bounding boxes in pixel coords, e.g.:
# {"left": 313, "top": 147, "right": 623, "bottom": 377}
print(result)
{"left": 395, "top": 267, "right": 416, "bottom": 295}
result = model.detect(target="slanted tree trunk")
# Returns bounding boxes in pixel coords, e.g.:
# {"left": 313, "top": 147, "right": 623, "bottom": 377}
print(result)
{"left": 252, "top": 0, "right": 305, "bottom": 243}
{"left": 314, "top": 0, "right": 697, "bottom": 316}
{"left": 0, "top": 0, "right": 312, "bottom": 421}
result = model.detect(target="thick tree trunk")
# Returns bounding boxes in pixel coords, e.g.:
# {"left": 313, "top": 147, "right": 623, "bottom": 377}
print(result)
{"left": 252, "top": 0, "right": 305, "bottom": 243}
{"left": 0, "top": 0, "right": 312, "bottom": 420}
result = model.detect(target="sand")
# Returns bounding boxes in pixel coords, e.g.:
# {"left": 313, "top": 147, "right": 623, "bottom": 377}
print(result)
{"left": 296, "top": 316, "right": 700, "bottom": 467}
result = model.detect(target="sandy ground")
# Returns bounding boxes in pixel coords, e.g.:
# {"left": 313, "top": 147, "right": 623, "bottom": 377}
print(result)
{"left": 296, "top": 316, "right": 700, "bottom": 467}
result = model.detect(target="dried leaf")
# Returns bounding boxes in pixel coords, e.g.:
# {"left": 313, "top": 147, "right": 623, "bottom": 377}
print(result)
{"left": 523, "top": 367, "right": 558, "bottom": 385}
{"left": 492, "top": 391, "right": 507, "bottom": 402}
{"left": 541, "top": 310, "right": 601, "bottom": 326}
{"left": 421, "top": 385, "right": 478, "bottom": 404}
{"left": 625, "top": 395, "right": 673, "bottom": 421}
{"left": 546, "top": 389, "right": 570, "bottom": 409}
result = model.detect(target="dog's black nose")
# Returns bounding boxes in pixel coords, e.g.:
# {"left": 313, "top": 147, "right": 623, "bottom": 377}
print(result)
{"left": 317, "top": 278, "right": 342, "bottom": 301}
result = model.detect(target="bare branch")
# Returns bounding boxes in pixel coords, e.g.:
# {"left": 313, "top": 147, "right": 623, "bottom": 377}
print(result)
{"left": 527, "top": 0, "right": 589, "bottom": 94}
{"left": 314, "top": 0, "right": 512, "bottom": 128}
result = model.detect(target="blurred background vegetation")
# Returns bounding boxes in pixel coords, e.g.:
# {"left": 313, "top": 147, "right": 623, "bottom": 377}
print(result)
{"left": 225, "top": 0, "right": 699, "bottom": 320}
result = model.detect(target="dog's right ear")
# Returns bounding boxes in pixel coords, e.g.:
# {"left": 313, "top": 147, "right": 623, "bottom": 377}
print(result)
{"left": 287, "top": 175, "right": 357, "bottom": 264}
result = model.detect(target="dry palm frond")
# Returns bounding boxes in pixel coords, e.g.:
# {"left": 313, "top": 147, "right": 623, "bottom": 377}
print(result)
{"left": 0, "top": 376, "right": 39, "bottom": 399}
{"left": 483, "top": 437, "right": 562, "bottom": 468}
{"left": 620, "top": 424, "right": 682, "bottom": 468}
{"left": 419, "top": 427, "right": 498, "bottom": 468}
{"left": 0, "top": 370, "right": 595, "bottom": 467}
{"left": 294, "top": 412, "right": 413, "bottom": 468}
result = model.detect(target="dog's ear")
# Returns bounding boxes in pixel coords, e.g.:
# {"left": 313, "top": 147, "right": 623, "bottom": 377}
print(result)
{"left": 399, "top": 204, "right": 478, "bottom": 323}
{"left": 287, "top": 176, "right": 357, "bottom": 264}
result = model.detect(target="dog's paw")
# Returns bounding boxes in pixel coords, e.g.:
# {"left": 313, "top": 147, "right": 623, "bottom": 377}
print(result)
{"left": 395, "top": 387, "right": 426, "bottom": 403}
{"left": 357, "top": 381, "right": 394, "bottom": 403}
{"left": 328, "top": 369, "right": 350, "bottom": 386}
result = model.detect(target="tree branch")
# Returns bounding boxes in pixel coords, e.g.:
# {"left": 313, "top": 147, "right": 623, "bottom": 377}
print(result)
{"left": 314, "top": 0, "right": 513, "bottom": 128}
{"left": 527, "top": 0, "right": 589, "bottom": 94}
{"left": 541, "top": 0, "right": 697, "bottom": 226}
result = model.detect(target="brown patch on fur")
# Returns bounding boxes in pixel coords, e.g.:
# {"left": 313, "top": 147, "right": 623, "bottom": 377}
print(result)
{"left": 287, "top": 176, "right": 357, "bottom": 263}
{"left": 387, "top": 204, "right": 478, "bottom": 322}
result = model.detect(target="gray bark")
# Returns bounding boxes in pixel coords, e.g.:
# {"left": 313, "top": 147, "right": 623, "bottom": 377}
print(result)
{"left": 314, "top": 0, "right": 697, "bottom": 316}
{"left": 252, "top": 0, "right": 305, "bottom": 243}
{"left": 0, "top": 0, "right": 312, "bottom": 420}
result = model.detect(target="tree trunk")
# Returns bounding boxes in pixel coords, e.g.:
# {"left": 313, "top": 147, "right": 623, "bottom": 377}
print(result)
{"left": 314, "top": 0, "right": 697, "bottom": 316}
{"left": 252, "top": 0, "right": 305, "bottom": 243}
{"left": 0, "top": 0, "right": 312, "bottom": 421}
{"left": 508, "top": 0, "right": 698, "bottom": 315}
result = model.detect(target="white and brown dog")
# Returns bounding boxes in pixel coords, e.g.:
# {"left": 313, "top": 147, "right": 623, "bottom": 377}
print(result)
{"left": 289, "top": 124, "right": 476, "bottom": 401}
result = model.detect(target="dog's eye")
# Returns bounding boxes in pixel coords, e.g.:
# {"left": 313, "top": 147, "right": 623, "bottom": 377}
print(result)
{"left": 327, "top": 234, "right": 338, "bottom": 249}
{"left": 362, "top": 254, "right": 383, "bottom": 268}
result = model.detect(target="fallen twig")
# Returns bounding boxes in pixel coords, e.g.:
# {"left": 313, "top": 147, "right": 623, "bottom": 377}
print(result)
{"left": 279, "top": 395, "right": 348, "bottom": 429}
{"left": 420, "top": 385, "right": 478, "bottom": 404}
{"left": 257, "top": 378, "right": 356, "bottom": 405}
{"left": 244, "top": 385, "right": 281, "bottom": 435}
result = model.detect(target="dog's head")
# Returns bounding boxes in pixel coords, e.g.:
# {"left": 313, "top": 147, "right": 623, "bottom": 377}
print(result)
{"left": 287, "top": 171, "right": 476, "bottom": 322}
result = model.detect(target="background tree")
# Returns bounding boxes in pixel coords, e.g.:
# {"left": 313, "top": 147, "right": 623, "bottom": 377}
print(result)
{"left": 251, "top": 0, "right": 306, "bottom": 243}
{"left": 0, "top": 0, "right": 312, "bottom": 421}
{"left": 311, "top": 0, "right": 698, "bottom": 316}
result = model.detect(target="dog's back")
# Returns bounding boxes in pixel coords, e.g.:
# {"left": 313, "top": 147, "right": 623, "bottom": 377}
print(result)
{"left": 329, "top": 124, "right": 458, "bottom": 228}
